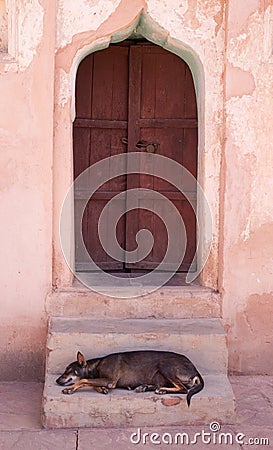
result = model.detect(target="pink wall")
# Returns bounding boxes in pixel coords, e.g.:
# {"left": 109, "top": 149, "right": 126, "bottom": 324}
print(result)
{"left": 222, "top": 0, "right": 273, "bottom": 373}
{"left": 0, "top": 0, "right": 55, "bottom": 380}
{"left": 0, "top": 0, "right": 272, "bottom": 379}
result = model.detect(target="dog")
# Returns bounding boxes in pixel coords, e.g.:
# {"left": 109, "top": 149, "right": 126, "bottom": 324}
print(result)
{"left": 56, "top": 350, "right": 204, "bottom": 407}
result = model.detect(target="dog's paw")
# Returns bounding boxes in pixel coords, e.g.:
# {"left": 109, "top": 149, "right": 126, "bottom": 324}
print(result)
{"left": 135, "top": 385, "right": 147, "bottom": 393}
{"left": 62, "top": 387, "right": 74, "bottom": 395}
{"left": 100, "top": 387, "right": 109, "bottom": 395}
{"left": 155, "top": 388, "right": 167, "bottom": 395}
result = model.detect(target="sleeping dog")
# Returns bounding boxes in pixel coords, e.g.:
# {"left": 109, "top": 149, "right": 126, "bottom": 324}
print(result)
{"left": 56, "top": 350, "right": 204, "bottom": 407}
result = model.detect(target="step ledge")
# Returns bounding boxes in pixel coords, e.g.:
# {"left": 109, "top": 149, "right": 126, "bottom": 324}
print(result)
{"left": 49, "top": 317, "right": 225, "bottom": 335}
{"left": 53, "top": 284, "right": 216, "bottom": 296}
{"left": 45, "top": 373, "right": 234, "bottom": 400}
{"left": 46, "top": 287, "right": 221, "bottom": 319}
{"left": 42, "top": 374, "right": 236, "bottom": 427}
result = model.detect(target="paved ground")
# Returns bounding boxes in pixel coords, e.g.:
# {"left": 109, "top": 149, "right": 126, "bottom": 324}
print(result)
{"left": 0, "top": 376, "right": 272, "bottom": 449}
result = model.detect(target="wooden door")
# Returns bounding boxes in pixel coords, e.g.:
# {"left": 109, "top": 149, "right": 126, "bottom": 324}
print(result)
{"left": 73, "top": 41, "right": 197, "bottom": 272}
{"left": 73, "top": 45, "right": 128, "bottom": 270}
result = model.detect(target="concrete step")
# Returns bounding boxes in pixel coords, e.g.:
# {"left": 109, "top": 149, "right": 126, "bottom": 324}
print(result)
{"left": 42, "top": 373, "right": 235, "bottom": 428}
{"left": 46, "top": 317, "right": 228, "bottom": 376}
{"left": 43, "top": 316, "right": 235, "bottom": 428}
{"left": 46, "top": 285, "right": 221, "bottom": 319}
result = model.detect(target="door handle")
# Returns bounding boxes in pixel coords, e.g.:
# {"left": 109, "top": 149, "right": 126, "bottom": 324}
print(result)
{"left": 135, "top": 141, "right": 158, "bottom": 153}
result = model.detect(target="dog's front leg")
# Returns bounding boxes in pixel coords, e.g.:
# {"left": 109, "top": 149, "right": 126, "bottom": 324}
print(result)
{"left": 62, "top": 378, "right": 112, "bottom": 395}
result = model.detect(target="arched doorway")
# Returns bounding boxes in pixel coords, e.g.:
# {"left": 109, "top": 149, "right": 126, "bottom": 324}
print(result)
{"left": 73, "top": 39, "right": 198, "bottom": 274}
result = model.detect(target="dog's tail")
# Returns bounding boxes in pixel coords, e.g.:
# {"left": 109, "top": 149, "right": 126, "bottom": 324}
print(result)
{"left": 186, "top": 373, "right": 204, "bottom": 407}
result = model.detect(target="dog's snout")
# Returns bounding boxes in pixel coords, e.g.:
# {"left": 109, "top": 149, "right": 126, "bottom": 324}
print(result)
{"left": 56, "top": 376, "right": 65, "bottom": 386}
{"left": 56, "top": 375, "right": 73, "bottom": 386}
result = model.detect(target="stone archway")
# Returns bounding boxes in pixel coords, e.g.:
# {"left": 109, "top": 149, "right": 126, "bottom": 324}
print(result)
{"left": 53, "top": 7, "right": 220, "bottom": 291}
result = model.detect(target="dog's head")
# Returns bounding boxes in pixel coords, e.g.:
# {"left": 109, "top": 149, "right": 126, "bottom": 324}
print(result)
{"left": 56, "top": 351, "right": 87, "bottom": 386}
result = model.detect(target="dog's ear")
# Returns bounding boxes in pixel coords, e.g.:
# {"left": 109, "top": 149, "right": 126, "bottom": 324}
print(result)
{"left": 77, "top": 351, "right": 87, "bottom": 367}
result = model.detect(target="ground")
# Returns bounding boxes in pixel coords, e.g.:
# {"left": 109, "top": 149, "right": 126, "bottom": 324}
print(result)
{"left": 0, "top": 376, "right": 272, "bottom": 449}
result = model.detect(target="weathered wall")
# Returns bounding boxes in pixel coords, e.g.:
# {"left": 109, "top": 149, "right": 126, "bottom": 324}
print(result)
{"left": 0, "top": 0, "right": 272, "bottom": 379}
{"left": 222, "top": 1, "right": 273, "bottom": 374}
{"left": 0, "top": 0, "right": 56, "bottom": 380}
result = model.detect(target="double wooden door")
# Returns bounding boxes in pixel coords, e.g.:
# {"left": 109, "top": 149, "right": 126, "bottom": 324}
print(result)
{"left": 73, "top": 41, "right": 198, "bottom": 272}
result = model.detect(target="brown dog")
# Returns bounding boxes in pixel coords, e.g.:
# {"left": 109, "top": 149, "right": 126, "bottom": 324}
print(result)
{"left": 56, "top": 350, "right": 204, "bottom": 407}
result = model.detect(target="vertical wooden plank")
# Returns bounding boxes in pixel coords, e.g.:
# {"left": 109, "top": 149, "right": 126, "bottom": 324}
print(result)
{"left": 182, "top": 128, "right": 198, "bottom": 178}
{"left": 75, "top": 54, "right": 93, "bottom": 119}
{"left": 92, "top": 48, "right": 115, "bottom": 120}
{"left": 81, "top": 198, "right": 126, "bottom": 270}
{"left": 184, "top": 64, "right": 198, "bottom": 118}
{"left": 125, "top": 45, "right": 142, "bottom": 263}
{"left": 73, "top": 127, "right": 91, "bottom": 179}
{"left": 155, "top": 50, "right": 186, "bottom": 119}
{"left": 150, "top": 198, "right": 167, "bottom": 266}
{"left": 140, "top": 49, "right": 156, "bottom": 119}
{"left": 111, "top": 46, "right": 129, "bottom": 121}
{"left": 127, "top": 45, "right": 142, "bottom": 155}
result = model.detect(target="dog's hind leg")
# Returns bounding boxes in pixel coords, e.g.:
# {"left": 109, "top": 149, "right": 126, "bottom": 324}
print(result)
{"left": 156, "top": 362, "right": 192, "bottom": 395}
{"left": 155, "top": 382, "right": 187, "bottom": 395}
{"left": 62, "top": 378, "right": 112, "bottom": 395}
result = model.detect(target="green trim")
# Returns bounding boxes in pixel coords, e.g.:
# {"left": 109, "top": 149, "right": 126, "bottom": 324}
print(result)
{"left": 107, "top": 10, "right": 203, "bottom": 98}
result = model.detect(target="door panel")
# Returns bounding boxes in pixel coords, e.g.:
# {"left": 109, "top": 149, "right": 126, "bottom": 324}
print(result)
{"left": 126, "top": 44, "right": 197, "bottom": 271}
{"left": 140, "top": 47, "right": 189, "bottom": 118}
{"left": 73, "top": 41, "right": 198, "bottom": 272}
{"left": 74, "top": 46, "right": 128, "bottom": 270}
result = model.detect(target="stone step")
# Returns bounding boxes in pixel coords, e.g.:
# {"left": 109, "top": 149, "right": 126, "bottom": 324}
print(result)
{"left": 46, "top": 317, "right": 227, "bottom": 376}
{"left": 46, "top": 285, "right": 221, "bottom": 319}
{"left": 42, "top": 373, "right": 235, "bottom": 428}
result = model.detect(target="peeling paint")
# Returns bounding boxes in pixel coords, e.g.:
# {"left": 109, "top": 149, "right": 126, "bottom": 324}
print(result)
{"left": 17, "top": 0, "right": 44, "bottom": 70}
{"left": 228, "top": 0, "right": 259, "bottom": 37}
{"left": 226, "top": 64, "right": 255, "bottom": 99}
{"left": 57, "top": 0, "right": 121, "bottom": 48}
{"left": 241, "top": 217, "right": 251, "bottom": 242}
{"left": 0, "top": 0, "right": 8, "bottom": 52}
{"left": 147, "top": 0, "right": 224, "bottom": 50}
{"left": 57, "top": 68, "right": 71, "bottom": 107}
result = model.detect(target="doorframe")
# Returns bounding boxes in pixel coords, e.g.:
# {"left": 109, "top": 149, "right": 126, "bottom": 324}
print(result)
{"left": 52, "top": 11, "right": 222, "bottom": 291}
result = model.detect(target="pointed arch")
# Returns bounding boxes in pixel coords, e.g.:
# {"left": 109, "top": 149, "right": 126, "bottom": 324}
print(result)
{"left": 53, "top": 8, "right": 217, "bottom": 290}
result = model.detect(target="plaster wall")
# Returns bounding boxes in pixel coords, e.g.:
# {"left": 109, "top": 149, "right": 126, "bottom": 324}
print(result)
{"left": 0, "top": 0, "right": 272, "bottom": 379}
{"left": 223, "top": 0, "right": 273, "bottom": 373}
{"left": 0, "top": 0, "right": 55, "bottom": 380}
